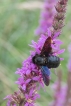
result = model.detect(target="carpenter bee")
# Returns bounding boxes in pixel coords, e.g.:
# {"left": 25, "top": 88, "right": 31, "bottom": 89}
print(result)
{"left": 32, "top": 54, "right": 60, "bottom": 68}
{"left": 32, "top": 37, "right": 60, "bottom": 86}
{"left": 32, "top": 54, "right": 60, "bottom": 86}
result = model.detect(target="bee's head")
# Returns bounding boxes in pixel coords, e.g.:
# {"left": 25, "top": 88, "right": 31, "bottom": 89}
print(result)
{"left": 32, "top": 54, "right": 46, "bottom": 66}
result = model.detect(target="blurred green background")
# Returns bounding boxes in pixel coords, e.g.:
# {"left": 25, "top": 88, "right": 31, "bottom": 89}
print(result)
{"left": 0, "top": 0, "right": 71, "bottom": 106}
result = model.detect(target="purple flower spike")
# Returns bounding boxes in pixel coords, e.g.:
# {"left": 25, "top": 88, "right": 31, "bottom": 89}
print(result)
{"left": 5, "top": 0, "right": 68, "bottom": 105}
{"left": 67, "top": 44, "right": 71, "bottom": 72}
{"left": 35, "top": 0, "right": 57, "bottom": 35}
{"left": 57, "top": 49, "right": 65, "bottom": 55}
{"left": 68, "top": 43, "right": 71, "bottom": 53}
{"left": 67, "top": 58, "right": 71, "bottom": 72}
{"left": 5, "top": 29, "right": 65, "bottom": 105}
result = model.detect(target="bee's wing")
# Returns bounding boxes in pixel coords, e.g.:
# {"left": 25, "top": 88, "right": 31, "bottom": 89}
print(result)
{"left": 41, "top": 66, "right": 50, "bottom": 86}
{"left": 41, "top": 37, "right": 52, "bottom": 56}
{"left": 41, "top": 66, "right": 50, "bottom": 76}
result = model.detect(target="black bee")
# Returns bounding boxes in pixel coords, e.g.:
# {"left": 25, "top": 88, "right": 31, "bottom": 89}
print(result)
{"left": 32, "top": 37, "right": 60, "bottom": 86}
{"left": 32, "top": 54, "right": 60, "bottom": 68}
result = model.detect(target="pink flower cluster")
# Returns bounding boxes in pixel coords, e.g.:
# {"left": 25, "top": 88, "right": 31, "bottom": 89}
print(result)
{"left": 35, "top": 0, "right": 57, "bottom": 35}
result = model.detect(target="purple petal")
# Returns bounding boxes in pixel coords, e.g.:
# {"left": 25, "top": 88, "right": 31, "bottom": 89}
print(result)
{"left": 26, "top": 70, "right": 31, "bottom": 75}
{"left": 31, "top": 40, "right": 37, "bottom": 47}
{"left": 24, "top": 102, "right": 29, "bottom": 106}
{"left": 15, "top": 77, "right": 24, "bottom": 85}
{"left": 15, "top": 68, "right": 21, "bottom": 74}
{"left": 35, "top": 48, "right": 41, "bottom": 54}
{"left": 7, "top": 100, "right": 11, "bottom": 106}
{"left": 32, "top": 76, "right": 40, "bottom": 81}
{"left": 57, "top": 49, "right": 65, "bottom": 54}
{"left": 29, "top": 89, "right": 34, "bottom": 96}
{"left": 53, "top": 39, "right": 63, "bottom": 45}
{"left": 40, "top": 34, "right": 47, "bottom": 39}
{"left": 13, "top": 104, "right": 16, "bottom": 106}
{"left": 15, "top": 68, "right": 25, "bottom": 76}
{"left": 4, "top": 95, "right": 11, "bottom": 100}
{"left": 51, "top": 44, "right": 59, "bottom": 50}
{"left": 29, "top": 103, "right": 34, "bottom": 106}
{"left": 25, "top": 94, "right": 28, "bottom": 99}
{"left": 30, "top": 51, "right": 36, "bottom": 56}
{"left": 26, "top": 79, "right": 31, "bottom": 84}
{"left": 29, "top": 40, "right": 38, "bottom": 49}
{"left": 39, "top": 81, "right": 45, "bottom": 88}
{"left": 22, "top": 84, "right": 26, "bottom": 90}
{"left": 53, "top": 32, "right": 60, "bottom": 39}
{"left": 33, "top": 94, "right": 40, "bottom": 100}
{"left": 47, "top": 29, "right": 51, "bottom": 37}
{"left": 60, "top": 58, "right": 64, "bottom": 61}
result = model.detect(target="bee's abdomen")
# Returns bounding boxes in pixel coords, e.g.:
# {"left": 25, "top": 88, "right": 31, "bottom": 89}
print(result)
{"left": 47, "top": 55, "right": 60, "bottom": 68}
